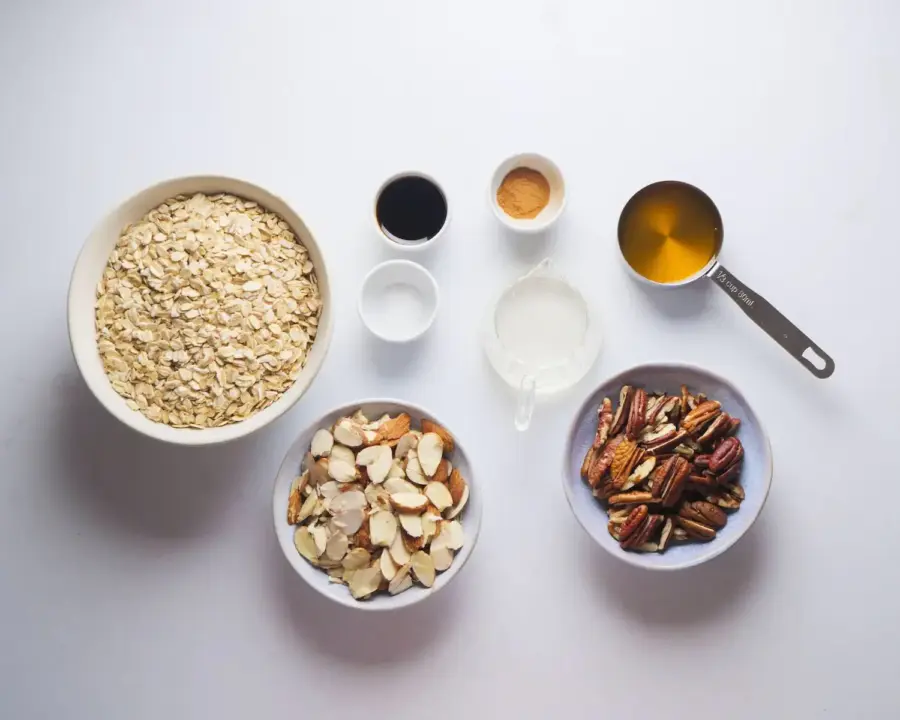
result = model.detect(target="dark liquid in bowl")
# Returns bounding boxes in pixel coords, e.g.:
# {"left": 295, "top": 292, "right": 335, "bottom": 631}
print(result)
{"left": 376, "top": 176, "right": 447, "bottom": 244}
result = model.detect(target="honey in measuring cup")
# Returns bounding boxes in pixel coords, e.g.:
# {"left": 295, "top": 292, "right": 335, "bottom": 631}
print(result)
{"left": 618, "top": 182, "right": 722, "bottom": 284}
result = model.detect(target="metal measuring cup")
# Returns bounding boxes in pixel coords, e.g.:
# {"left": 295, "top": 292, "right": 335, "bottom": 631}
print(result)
{"left": 617, "top": 180, "right": 834, "bottom": 379}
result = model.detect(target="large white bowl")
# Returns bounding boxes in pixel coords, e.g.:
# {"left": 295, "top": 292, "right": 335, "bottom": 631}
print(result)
{"left": 273, "top": 400, "right": 482, "bottom": 611}
{"left": 563, "top": 363, "right": 772, "bottom": 571}
{"left": 68, "top": 176, "right": 333, "bottom": 445}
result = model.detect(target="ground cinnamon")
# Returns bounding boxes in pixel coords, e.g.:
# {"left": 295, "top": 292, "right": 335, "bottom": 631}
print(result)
{"left": 496, "top": 168, "right": 550, "bottom": 219}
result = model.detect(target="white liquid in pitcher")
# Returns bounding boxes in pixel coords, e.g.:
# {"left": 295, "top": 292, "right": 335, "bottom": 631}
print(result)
{"left": 494, "top": 275, "right": 588, "bottom": 376}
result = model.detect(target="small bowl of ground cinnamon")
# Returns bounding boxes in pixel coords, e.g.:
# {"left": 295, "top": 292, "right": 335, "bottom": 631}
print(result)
{"left": 490, "top": 153, "right": 566, "bottom": 234}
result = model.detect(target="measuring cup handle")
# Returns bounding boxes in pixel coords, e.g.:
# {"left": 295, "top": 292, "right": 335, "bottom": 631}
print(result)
{"left": 514, "top": 375, "right": 537, "bottom": 431}
{"left": 707, "top": 264, "right": 835, "bottom": 378}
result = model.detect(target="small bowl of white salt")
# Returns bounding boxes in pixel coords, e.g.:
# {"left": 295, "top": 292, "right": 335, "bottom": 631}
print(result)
{"left": 358, "top": 260, "right": 439, "bottom": 343}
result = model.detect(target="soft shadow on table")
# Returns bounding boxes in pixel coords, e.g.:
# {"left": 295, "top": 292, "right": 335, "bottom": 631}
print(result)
{"left": 364, "top": 331, "right": 435, "bottom": 378}
{"left": 495, "top": 223, "right": 560, "bottom": 268}
{"left": 268, "top": 531, "right": 459, "bottom": 665}
{"left": 583, "top": 515, "right": 767, "bottom": 628}
{"left": 54, "top": 372, "right": 265, "bottom": 541}
{"left": 631, "top": 276, "right": 715, "bottom": 320}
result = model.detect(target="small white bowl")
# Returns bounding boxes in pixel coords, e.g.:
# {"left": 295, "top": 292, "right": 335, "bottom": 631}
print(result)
{"left": 562, "top": 363, "right": 772, "bottom": 571}
{"left": 358, "top": 260, "right": 439, "bottom": 343}
{"left": 490, "top": 153, "right": 566, "bottom": 233}
{"left": 68, "top": 175, "right": 334, "bottom": 446}
{"left": 373, "top": 171, "right": 450, "bottom": 252}
{"left": 273, "top": 399, "right": 482, "bottom": 611}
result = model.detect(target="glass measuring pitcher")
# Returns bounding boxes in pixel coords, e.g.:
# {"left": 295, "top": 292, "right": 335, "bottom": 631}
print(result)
{"left": 483, "top": 259, "right": 602, "bottom": 431}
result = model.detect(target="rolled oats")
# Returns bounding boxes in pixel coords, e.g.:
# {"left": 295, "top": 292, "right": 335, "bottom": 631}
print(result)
{"left": 95, "top": 193, "right": 322, "bottom": 428}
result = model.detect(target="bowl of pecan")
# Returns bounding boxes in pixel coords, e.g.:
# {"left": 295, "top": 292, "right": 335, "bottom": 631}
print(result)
{"left": 563, "top": 363, "right": 772, "bottom": 570}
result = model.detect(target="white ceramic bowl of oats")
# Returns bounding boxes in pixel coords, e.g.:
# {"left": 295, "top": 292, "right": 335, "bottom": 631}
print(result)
{"left": 68, "top": 176, "right": 333, "bottom": 445}
{"left": 273, "top": 400, "right": 482, "bottom": 611}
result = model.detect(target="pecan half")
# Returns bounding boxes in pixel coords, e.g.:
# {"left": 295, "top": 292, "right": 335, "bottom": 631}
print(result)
{"left": 694, "top": 454, "right": 711, "bottom": 469}
{"left": 626, "top": 388, "right": 648, "bottom": 439}
{"left": 718, "top": 461, "right": 742, "bottom": 484}
{"left": 644, "top": 395, "right": 665, "bottom": 424}
{"left": 675, "top": 516, "right": 716, "bottom": 541}
{"left": 661, "top": 456, "right": 691, "bottom": 508}
{"left": 658, "top": 517, "right": 675, "bottom": 552}
{"left": 592, "top": 397, "right": 614, "bottom": 450}
{"left": 622, "top": 513, "right": 662, "bottom": 550}
{"left": 610, "top": 385, "right": 634, "bottom": 436}
{"left": 618, "top": 504, "right": 649, "bottom": 543}
{"left": 705, "top": 489, "right": 741, "bottom": 510}
{"left": 680, "top": 384, "right": 691, "bottom": 415}
{"left": 587, "top": 435, "right": 623, "bottom": 488}
{"left": 722, "top": 482, "right": 745, "bottom": 503}
{"left": 697, "top": 413, "right": 731, "bottom": 446}
{"left": 681, "top": 400, "right": 722, "bottom": 435}
{"left": 644, "top": 427, "right": 688, "bottom": 455}
{"left": 681, "top": 500, "right": 727, "bottom": 529}
{"left": 687, "top": 472, "right": 716, "bottom": 489}
{"left": 650, "top": 456, "right": 676, "bottom": 499}
{"left": 727, "top": 416, "right": 741, "bottom": 435}
{"left": 608, "top": 491, "right": 656, "bottom": 506}
{"left": 611, "top": 439, "right": 644, "bottom": 489}
{"left": 709, "top": 437, "right": 742, "bottom": 473}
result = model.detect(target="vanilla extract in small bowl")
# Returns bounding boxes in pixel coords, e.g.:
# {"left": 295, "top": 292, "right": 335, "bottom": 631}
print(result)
{"left": 375, "top": 173, "right": 448, "bottom": 250}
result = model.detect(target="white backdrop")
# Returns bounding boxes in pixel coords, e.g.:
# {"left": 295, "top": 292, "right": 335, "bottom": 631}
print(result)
{"left": 1, "top": 1, "right": 898, "bottom": 718}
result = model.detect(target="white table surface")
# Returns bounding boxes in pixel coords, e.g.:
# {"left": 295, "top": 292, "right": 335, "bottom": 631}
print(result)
{"left": 2, "top": 1, "right": 898, "bottom": 717}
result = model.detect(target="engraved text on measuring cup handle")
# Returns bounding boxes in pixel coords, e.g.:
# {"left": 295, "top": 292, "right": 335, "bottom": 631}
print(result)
{"left": 708, "top": 264, "right": 835, "bottom": 379}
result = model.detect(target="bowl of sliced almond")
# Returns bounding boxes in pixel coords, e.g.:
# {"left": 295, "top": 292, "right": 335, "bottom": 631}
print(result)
{"left": 273, "top": 401, "right": 480, "bottom": 609}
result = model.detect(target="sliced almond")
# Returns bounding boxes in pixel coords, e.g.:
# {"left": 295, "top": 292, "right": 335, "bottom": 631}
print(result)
{"left": 405, "top": 450, "right": 427, "bottom": 486}
{"left": 421, "top": 419, "right": 453, "bottom": 451}
{"left": 374, "top": 413, "right": 411, "bottom": 446}
{"left": 448, "top": 468, "right": 467, "bottom": 505}
{"left": 329, "top": 507, "right": 364, "bottom": 536}
{"left": 403, "top": 532, "right": 426, "bottom": 554}
{"left": 444, "top": 520, "right": 465, "bottom": 550}
{"left": 351, "top": 409, "right": 370, "bottom": 425}
{"left": 421, "top": 514, "right": 437, "bottom": 543}
{"left": 310, "top": 429, "right": 334, "bottom": 458}
{"left": 318, "top": 481, "right": 340, "bottom": 501}
{"left": 431, "top": 545, "right": 453, "bottom": 572}
{"left": 349, "top": 566, "right": 382, "bottom": 600}
{"left": 333, "top": 419, "right": 365, "bottom": 448}
{"left": 370, "top": 510, "right": 399, "bottom": 547}
{"left": 329, "top": 489, "right": 366, "bottom": 514}
{"left": 328, "top": 457, "right": 358, "bottom": 483}
{"left": 388, "top": 563, "right": 413, "bottom": 595}
{"left": 398, "top": 513, "right": 424, "bottom": 538}
{"left": 384, "top": 476, "right": 418, "bottom": 495}
{"left": 424, "top": 481, "right": 453, "bottom": 512}
{"left": 410, "top": 551, "right": 436, "bottom": 588}
{"left": 356, "top": 444, "right": 393, "bottom": 484}
{"left": 307, "top": 453, "right": 329, "bottom": 487}
{"left": 418, "top": 433, "right": 444, "bottom": 476}
{"left": 444, "top": 484, "right": 469, "bottom": 520}
{"left": 296, "top": 492, "right": 318, "bottom": 524}
{"left": 364, "top": 484, "right": 392, "bottom": 512}
{"left": 325, "top": 531, "right": 349, "bottom": 561}
{"left": 387, "top": 459, "right": 406, "bottom": 480}
{"left": 395, "top": 432, "right": 419, "bottom": 460}
{"left": 293, "top": 527, "right": 319, "bottom": 563}
{"left": 432, "top": 458, "right": 452, "bottom": 484}
{"left": 390, "top": 492, "right": 428, "bottom": 513}
{"left": 341, "top": 547, "right": 371, "bottom": 570}
{"left": 330, "top": 445, "right": 355, "bottom": 465}
{"left": 310, "top": 525, "right": 329, "bottom": 556}
{"left": 379, "top": 549, "right": 398, "bottom": 581}
{"left": 287, "top": 481, "right": 304, "bottom": 525}
{"left": 389, "top": 530, "right": 412, "bottom": 566}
